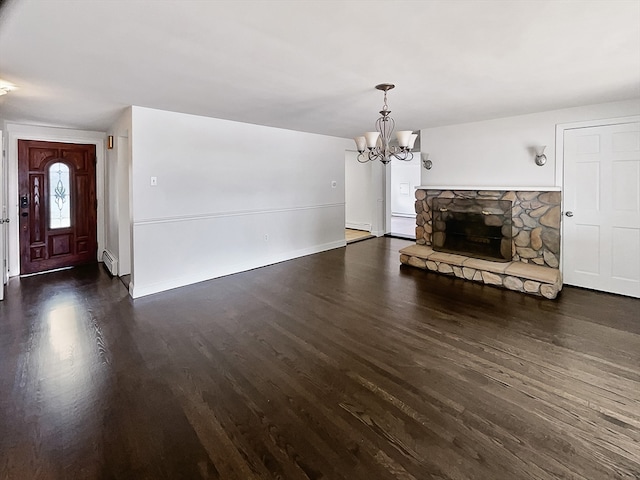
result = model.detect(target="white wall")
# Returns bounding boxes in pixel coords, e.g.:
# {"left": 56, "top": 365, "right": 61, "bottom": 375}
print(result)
{"left": 420, "top": 99, "right": 640, "bottom": 188}
{"left": 117, "top": 134, "right": 132, "bottom": 277}
{"left": 390, "top": 155, "right": 421, "bottom": 216}
{"left": 345, "top": 150, "right": 372, "bottom": 231}
{"left": 105, "top": 108, "right": 132, "bottom": 276}
{"left": 105, "top": 133, "right": 119, "bottom": 259}
{"left": 129, "top": 106, "right": 349, "bottom": 298}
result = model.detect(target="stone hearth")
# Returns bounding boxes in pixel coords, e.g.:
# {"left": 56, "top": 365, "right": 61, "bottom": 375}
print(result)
{"left": 400, "top": 244, "right": 562, "bottom": 299}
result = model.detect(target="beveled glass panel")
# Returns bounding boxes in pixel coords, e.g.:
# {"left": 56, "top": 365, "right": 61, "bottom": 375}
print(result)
{"left": 49, "top": 162, "right": 71, "bottom": 229}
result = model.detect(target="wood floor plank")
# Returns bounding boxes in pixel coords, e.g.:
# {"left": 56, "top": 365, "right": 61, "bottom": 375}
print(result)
{"left": 1, "top": 237, "right": 639, "bottom": 479}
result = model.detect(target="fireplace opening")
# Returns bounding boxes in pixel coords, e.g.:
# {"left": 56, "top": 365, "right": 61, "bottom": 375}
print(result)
{"left": 432, "top": 198, "right": 513, "bottom": 262}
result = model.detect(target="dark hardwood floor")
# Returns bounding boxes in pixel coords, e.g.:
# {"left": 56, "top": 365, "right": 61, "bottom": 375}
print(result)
{"left": 1, "top": 237, "right": 638, "bottom": 479}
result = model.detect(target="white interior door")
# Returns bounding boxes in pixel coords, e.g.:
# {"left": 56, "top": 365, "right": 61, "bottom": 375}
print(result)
{"left": 563, "top": 121, "right": 640, "bottom": 298}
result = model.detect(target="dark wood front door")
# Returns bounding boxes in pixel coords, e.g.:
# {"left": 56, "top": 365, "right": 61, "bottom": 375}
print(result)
{"left": 18, "top": 140, "right": 97, "bottom": 275}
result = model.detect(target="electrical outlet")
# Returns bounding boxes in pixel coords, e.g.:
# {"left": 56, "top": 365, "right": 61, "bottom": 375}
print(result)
{"left": 150, "top": 176, "right": 158, "bottom": 186}
{"left": 331, "top": 180, "right": 337, "bottom": 188}
{"left": 264, "top": 234, "right": 269, "bottom": 242}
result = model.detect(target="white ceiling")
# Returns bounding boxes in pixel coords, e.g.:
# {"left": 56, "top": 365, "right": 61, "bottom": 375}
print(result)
{"left": 0, "top": 0, "right": 639, "bottom": 138}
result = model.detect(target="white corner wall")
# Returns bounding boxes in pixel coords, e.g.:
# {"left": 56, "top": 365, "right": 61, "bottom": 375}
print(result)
{"left": 105, "top": 136, "right": 119, "bottom": 257}
{"left": 345, "top": 150, "right": 373, "bottom": 231}
{"left": 129, "top": 106, "right": 349, "bottom": 298}
{"left": 105, "top": 107, "right": 132, "bottom": 276}
{"left": 420, "top": 99, "right": 640, "bottom": 188}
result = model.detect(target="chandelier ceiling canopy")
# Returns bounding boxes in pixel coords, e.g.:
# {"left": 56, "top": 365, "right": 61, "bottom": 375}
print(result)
{"left": 354, "top": 83, "right": 417, "bottom": 165}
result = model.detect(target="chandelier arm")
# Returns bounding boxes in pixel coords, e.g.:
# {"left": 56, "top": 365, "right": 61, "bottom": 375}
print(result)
{"left": 391, "top": 151, "right": 414, "bottom": 162}
{"left": 357, "top": 150, "right": 384, "bottom": 163}
{"left": 387, "top": 116, "right": 395, "bottom": 141}
{"left": 376, "top": 116, "right": 395, "bottom": 151}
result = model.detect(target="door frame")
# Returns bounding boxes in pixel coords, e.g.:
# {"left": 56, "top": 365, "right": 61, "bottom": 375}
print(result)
{"left": 6, "top": 123, "right": 106, "bottom": 277}
{"left": 555, "top": 114, "right": 640, "bottom": 275}
{"left": 0, "top": 129, "right": 5, "bottom": 300}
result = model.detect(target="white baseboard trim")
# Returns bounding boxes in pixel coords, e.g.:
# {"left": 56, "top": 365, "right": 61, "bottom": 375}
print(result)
{"left": 130, "top": 239, "right": 346, "bottom": 298}
{"left": 345, "top": 222, "right": 372, "bottom": 232}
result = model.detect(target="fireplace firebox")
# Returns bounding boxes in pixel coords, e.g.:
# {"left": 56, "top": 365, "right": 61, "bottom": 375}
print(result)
{"left": 432, "top": 197, "right": 513, "bottom": 262}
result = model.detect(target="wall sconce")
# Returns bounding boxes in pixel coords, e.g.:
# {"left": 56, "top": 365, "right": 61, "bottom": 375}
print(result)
{"left": 422, "top": 153, "right": 433, "bottom": 170}
{"left": 534, "top": 145, "right": 547, "bottom": 166}
{"left": 0, "top": 79, "right": 16, "bottom": 96}
{"left": 107, "top": 135, "right": 114, "bottom": 149}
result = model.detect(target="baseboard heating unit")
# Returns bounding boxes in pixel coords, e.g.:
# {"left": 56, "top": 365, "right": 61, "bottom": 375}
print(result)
{"left": 102, "top": 250, "right": 118, "bottom": 276}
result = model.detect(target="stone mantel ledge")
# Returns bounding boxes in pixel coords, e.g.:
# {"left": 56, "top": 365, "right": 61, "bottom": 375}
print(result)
{"left": 416, "top": 186, "right": 562, "bottom": 191}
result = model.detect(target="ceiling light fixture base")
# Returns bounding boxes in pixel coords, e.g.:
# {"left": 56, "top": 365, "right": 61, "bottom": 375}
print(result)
{"left": 375, "top": 83, "right": 395, "bottom": 92}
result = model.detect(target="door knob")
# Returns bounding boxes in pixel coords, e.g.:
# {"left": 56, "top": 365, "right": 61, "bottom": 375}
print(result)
{"left": 565, "top": 211, "right": 574, "bottom": 217}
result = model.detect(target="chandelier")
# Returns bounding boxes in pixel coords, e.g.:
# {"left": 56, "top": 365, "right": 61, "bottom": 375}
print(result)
{"left": 354, "top": 83, "right": 417, "bottom": 164}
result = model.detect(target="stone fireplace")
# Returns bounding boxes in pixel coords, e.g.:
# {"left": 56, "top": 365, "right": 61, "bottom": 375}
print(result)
{"left": 400, "top": 188, "right": 563, "bottom": 298}
{"left": 431, "top": 197, "right": 512, "bottom": 262}
{"left": 415, "top": 189, "right": 561, "bottom": 268}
